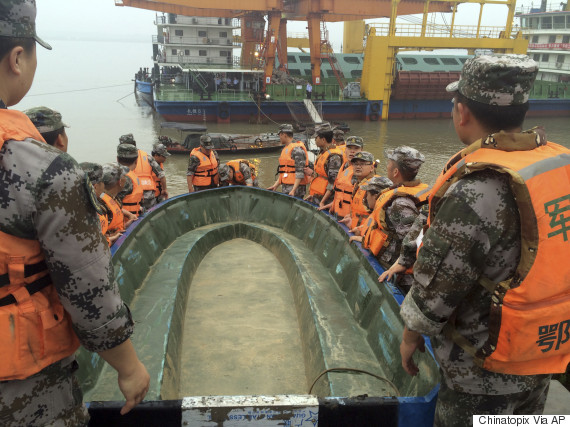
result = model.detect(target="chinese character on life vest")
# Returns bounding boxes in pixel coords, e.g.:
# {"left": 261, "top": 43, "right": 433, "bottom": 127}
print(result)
{"left": 536, "top": 320, "right": 570, "bottom": 353}
{"left": 544, "top": 194, "right": 570, "bottom": 241}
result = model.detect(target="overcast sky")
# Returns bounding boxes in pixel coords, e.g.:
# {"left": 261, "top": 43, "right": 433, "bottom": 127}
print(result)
{"left": 37, "top": 0, "right": 540, "bottom": 49}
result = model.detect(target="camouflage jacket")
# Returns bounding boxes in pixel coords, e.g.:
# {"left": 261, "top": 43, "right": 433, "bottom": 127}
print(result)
{"left": 400, "top": 168, "right": 549, "bottom": 394}
{"left": 320, "top": 149, "right": 343, "bottom": 191}
{"left": 380, "top": 194, "right": 419, "bottom": 267}
{"left": 186, "top": 150, "right": 220, "bottom": 176}
{"left": 147, "top": 155, "right": 165, "bottom": 179}
{"left": 236, "top": 161, "right": 254, "bottom": 186}
{"left": 397, "top": 205, "right": 428, "bottom": 268}
{"left": 0, "top": 136, "right": 133, "bottom": 353}
{"left": 291, "top": 146, "right": 307, "bottom": 180}
{"left": 116, "top": 173, "right": 133, "bottom": 204}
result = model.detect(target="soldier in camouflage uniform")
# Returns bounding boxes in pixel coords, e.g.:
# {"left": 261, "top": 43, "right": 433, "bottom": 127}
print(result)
{"left": 333, "top": 128, "right": 345, "bottom": 145}
{"left": 399, "top": 55, "right": 552, "bottom": 426}
{"left": 218, "top": 160, "right": 259, "bottom": 187}
{"left": 24, "top": 105, "right": 69, "bottom": 152}
{"left": 306, "top": 123, "right": 344, "bottom": 207}
{"left": 120, "top": 133, "right": 166, "bottom": 210}
{"left": 0, "top": 2, "right": 149, "bottom": 425}
{"left": 186, "top": 134, "right": 220, "bottom": 192}
{"left": 375, "top": 146, "right": 427, "bottom": 292}
{"left": 268, "top": 123, "right": 309, "bottom": 198}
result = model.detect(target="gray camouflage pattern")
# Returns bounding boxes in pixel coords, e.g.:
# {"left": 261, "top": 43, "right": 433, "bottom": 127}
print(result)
{"left": 79, "top": 162, "right": 102, "bottom": 184}
{"left": 351, "top": 151, "right": 373, "bottom": 163}
{"left": 24, "top": 106, "right": 68, "bottom": 133}
{"left": 360, "top": 175, "right": 393, "bottom": 193}
{"left": 0, "top": 0, "right": 51, "bottom": 49}
{"left": 281, "top": 183, "right": 306, "bottom": 198}
{"left": 116, "top": 173, "right": 134, "bottom": 206}
{"left": 434, "top": 379, "right": 550, "bottom": 426}
{"left": 219, "top": 161, "right": 256, "bottom": 186}
{"left": 333, "top": 129, "right": 344, "bottom": 142}
{"left": 119, "top": 133, "right": 135, "bottom": 145}
{"left": 397, "top": 205, "right": 427, "bottom": 269}
{"left": 446, "top": 54, "right": 538, "bottom": 106}
{"left": 0, "top": 357, "right": 89, "bottom": 426}
{"left": 117, "top": 143, "right": 137, "bottom": 159}
{"left": 278, "top": 123, "right": 294, "bottom": 134}
{"left": 152, "top": 143, "right": 170, "bottom": 157}
{"left": 385, "top": 146, "right": 425, "bottom": 173}
{"left": 0, "top": 134, "right": 133, "bottom": 424}
{"left": 400, "top": 167, "right": 550, "bottom": 394}
{"left": 318, "top": 148, "right": 343, "bottom": 191}
{"left": 101, "top": 162, "right": 124, "bottom": 186}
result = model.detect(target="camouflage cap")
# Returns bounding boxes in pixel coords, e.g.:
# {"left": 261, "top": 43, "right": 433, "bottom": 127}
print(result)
{"left": 119, "top": 133, "right": 136, "bottom": 145}
{"left": 80, "top": 162, "right": 103, "bottom": 184}
{"left": 385, "top": 146, "right": 425, "bottom": 173}
{"left": 278, "top": 123, "right": 294, "bottom": 134}
{"left": 361, "top": 176, "right": 393, "bottom": 192}
{"left": 218, "top": 163, "right": 231, "bottom": 181}
{"left": 0, "top": 0, "right": 51, "bottom": 50}
{"left": 446, "top": 54, "right": 538, "bottom": 106}
{"left": 200, "top": 134, "right": 214, "bottom": 149}
{"left": 333, "top": 128, "right": 345, "bottom": 142}
{"left": 153, "top": 143, "right": 171, "bottom": 157}
{"left": 117, "top": 143, "right": 138, "bottom": 159}
{"left": 351, "top": 151, "right": 374, "bottom": 163}
{"left": 101, "top": 163, "right": 125, "bottom": 186}
{"left": 345, "top": 136, "right": 364, "bottom": 148}
{"left": 313, "top": 122, "right": 332, "bottom": 136}
{"left": 24, "top": 106, "right": 68, "bottom": 133}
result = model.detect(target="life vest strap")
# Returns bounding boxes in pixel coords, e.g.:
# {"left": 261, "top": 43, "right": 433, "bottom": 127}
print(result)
{"left": 0, "top": 274, "right": 52, "bottom": 307}
{"left": 0, "top": 260, "right": 47, "bottom": 287}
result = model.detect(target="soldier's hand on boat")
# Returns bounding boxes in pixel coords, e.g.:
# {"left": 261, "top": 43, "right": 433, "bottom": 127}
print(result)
{"left": 318, "top": 202, "right": 332, "bottom": 211}
{"left": 349, "top": 235, "right": 363, "bottom": 243}
{"left": 338, "top": 215, "right": 351, "bottom": 226}
{"left": 379, "top": 262, "right": 407, "bottom": 283}
{"left": 304, "top": 194, "right": 314, "bottom": 202}
{"left": 400, "top": 326, "right": 425, "bottom": 377}
{"left": 267, "top": 184, "right": 277, "bottom": 191}
{"left": 161, "top": 190, "right": 169, "bottom": 199}
{"left": 118, "top": 359, "right": 150, "bottom": 415}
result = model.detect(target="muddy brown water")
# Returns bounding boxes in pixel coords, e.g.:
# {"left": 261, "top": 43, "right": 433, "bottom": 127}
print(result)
{"left": 178, "top": 238, "right": 307, "bottom": 396}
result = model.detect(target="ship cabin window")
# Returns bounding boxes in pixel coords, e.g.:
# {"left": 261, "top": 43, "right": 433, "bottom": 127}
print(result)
{"left": 219, "top": 32, "right": 227, "bottom": 38}
{"left": 287, "top": 55, "right": 297, "bottom": 63}
{"left": 549, "top": 35, "right": 556, "bottom": 43}
{"left": 532, "top": 35, "right": 539, "bottom": 43}
{"left": 563, "top": 35, "right": 570, "bottom": 43}
{"left": 351, "top": 70, "right": 362, "bottom": 78}
{"left": 199, "top": 50, "right": 207, "bottom": 56}
{"left": 553, "top": 16, "right": 565, "bottom": 29}
{"left": 557, "top": 55, "right": 565, "bottom": 64}
{"left": 459, "top": 58, "right": 468, "bottom": 63}
{"left": 175, "top": 30, "right": 183, "bottom": 36}
{"left": 198, "top": 31, "right": 207, "bottom": 38}
{"left": 533, "top": 54, "right": 541, "bottom": 62}
{"left": 401, "top": 57, "right": 418, "bottom": 64}
{"left": 441, "top": 58, "right": 458, "bottom": 65}
{"left": 542, "top": 54, "right": 549, "bottom": 62}
{"left": 529, "top": 17, "right": 539, "bottom": 29}
{"left": 171, "top": 49, "right": 177, "bottom": 55}
{"left": 289, "top": 69, "right": 301, "bottom": 76}
{"left": 184, "top": 50, "right": 190, "bottom": 55}
{"left": 567, "top": 15, "right": 570, "bottom": 28}
{"left": 344, "top": 56, "right": 361, "bottom": 64}
{"left": 218, "top": 18, "right": 222, "bottom": 24}
{"left": 219, "top": 51, "right": 227, "bottom": 56}
{"left": 299, "top": 56, "right": 312, "bottom": 63}
{"left": 423, "top": 58, "right": 440, "bottom": 65}
{"left": 541, "top": 16, "right": 552, "bottom": 29}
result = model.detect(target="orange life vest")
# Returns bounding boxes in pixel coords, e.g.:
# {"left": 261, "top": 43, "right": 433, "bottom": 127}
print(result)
{"left": 426, "top": 130, "right": 570, "bottom": 376}
{"left": 100, "top": 193, "right": 124, "bottom": 233}
{"left": 0, "top": 110, "right": 80, "bottom": 381}
{"left": 190, "top": 147, "right": 219, "bottom": 187}
{"left": 227, "top": 159, "right": 257, "bottom": 185}
{"left": 134, "top": 149, "right": 156, "bottom": 192}
{"left": 122, "top": 170, "right": 143, "bottom": 216}
{"left": 350, "top": 176, "right": 379, "bottom": 229}
{"left": 277, "top": 141, "right": 309, "bottom": 185}
{"left": 154, "top": 162, "right": 164, "bottom": 197}
{"left": 331, "top": 165, "right": 355, "bottom": 217}
{"left": 309, "top": 146, "right": 343, "bottom": 196}
{"left": 362, "top": 183, "right": 429, "bottom": 256}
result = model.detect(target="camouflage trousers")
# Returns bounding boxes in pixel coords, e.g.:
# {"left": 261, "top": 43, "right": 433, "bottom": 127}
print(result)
{"left": 434, "top": 376, "right": 551, "bottom": 427}
{"left": 141, "top": 190, "right": 157, "bottom": 211}
{"left": 281, "top": 184, "right": 306, "bottom": 199}
{"left": 0, "top": 356, "right": 89, "bottom": 427}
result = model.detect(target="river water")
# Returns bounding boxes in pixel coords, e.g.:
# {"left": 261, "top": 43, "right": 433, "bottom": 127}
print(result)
{"left": 17, "top": 39, "right": 570, "bottom": 195}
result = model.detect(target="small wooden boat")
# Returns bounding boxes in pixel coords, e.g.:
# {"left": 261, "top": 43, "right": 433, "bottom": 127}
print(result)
{"left": 79, "top": 187, "right": 440, "bottom": 426}
{"left": 159, "top": 122, "right": 284, "bottom": 155}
